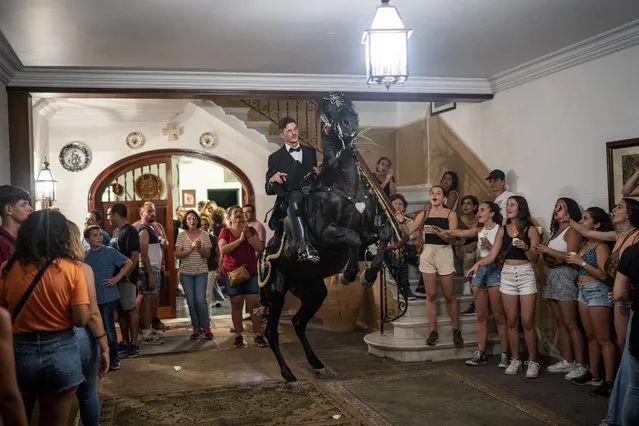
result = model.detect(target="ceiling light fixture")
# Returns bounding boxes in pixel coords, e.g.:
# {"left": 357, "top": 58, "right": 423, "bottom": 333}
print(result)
{"left": 362, "top": 0, "right": 413, "bottom": 90}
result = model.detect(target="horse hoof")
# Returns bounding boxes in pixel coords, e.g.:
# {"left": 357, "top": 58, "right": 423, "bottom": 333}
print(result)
{"left": 338, "top": 273, "right": 352, "bottom": 285}
{"left": 313, "top": 368, "right": 328, "bottom": 379}
{"left": 360, "top": 270, "right": 375, "bottom": 288}
{"left": 285, "top": 381, "right": 300, "bottom": 393}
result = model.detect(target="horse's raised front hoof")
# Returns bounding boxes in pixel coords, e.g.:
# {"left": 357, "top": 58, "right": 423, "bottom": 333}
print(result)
{"left": 339, "top": 271, "right": 357, "bottom": 285}
{"left": 285, "top": 381, "right": 300, "bottom": 393}
{"left": 313, "top": 368, "right": 328, "bottom": 379}
{"left": 360, "top": 270, "right": 376, "bottom": 288}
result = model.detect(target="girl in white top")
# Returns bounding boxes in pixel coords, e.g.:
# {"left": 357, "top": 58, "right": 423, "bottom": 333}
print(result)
{"left": 533, "top": 198, "right": 586, "bottom": 379}
{"left": 444, "top": 201, "right": 509, "bottom": 368}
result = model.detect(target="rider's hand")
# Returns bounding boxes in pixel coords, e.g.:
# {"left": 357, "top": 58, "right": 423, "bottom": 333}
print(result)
{"left": 269, "top": 172, "right": 287, "bottom": 185}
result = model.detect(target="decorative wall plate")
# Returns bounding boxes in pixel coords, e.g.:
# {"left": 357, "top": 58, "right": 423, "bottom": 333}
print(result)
{"left": 199, "top": 131, "right": 218, "bottom": 149}
{"left": 134, "top": 173, "right": 162, "bottom": 200}
{"left": 59, "top": 142, "right": 91, "bottom": 172}
{"left": 126, "top": 131, "right": 146, "bottom": 149}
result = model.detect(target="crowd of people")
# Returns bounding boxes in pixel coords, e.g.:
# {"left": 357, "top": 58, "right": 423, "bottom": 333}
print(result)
{"left": 375, "top": 158, "right": 638, "bottom": 425}
{"left": 0, "top": 111, "right": 637, "bottom": 426}
{"left": 0, "top": 183, "right": 270, "bottom": 425}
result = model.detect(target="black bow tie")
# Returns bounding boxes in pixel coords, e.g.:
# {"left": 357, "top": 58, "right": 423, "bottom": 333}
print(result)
{"left": 288, "top": 146, "right": 301, "bottom": 153}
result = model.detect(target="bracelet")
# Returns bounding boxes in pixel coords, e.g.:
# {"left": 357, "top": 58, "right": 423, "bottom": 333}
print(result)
{"left": 94, "top": 333, "right": 106, "bottom": 339}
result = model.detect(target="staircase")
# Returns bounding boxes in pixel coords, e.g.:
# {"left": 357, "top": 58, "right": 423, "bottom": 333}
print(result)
{"left": 364, "top": 268, "right": 501, "bottom": 363}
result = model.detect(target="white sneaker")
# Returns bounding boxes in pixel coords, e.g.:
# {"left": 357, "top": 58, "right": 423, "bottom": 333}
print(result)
{"left": 505, "top": 358, "right": 522, "bottom": 375}
{"left": 498, "top": 353, "right": 510, "bottom": 369}
{"left": 525, "top": 360, "right": 540, "bottom": 378}
{"left": 564, "top": 364, "right": 588, "bottom": 380}
{"left": 463, "top": 281, "right": 472, "bottom": 296}
{"left": 547, "top": 359, "right": 575, "bottom": 373}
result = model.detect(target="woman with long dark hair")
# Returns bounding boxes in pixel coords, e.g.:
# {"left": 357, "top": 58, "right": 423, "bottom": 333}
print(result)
{"left": 445, "top": 201, "right": 509, "bottom": 368}
{"left": 534, "top": 198, "right": 585, "bottom": 379}
{"left": 397, "top": 185, "right": 462, "bottom": 347}
{"left": 0, "top": 210, "right": 90, "bottom": 426}
{"left": 469, "top": 195, "right": 541, "bottom": 378}
{"left": 570, "top": 198, "right": 639, "bottom": 404}
{"left": 441, "top": 171, "right": 459, "bottom": 211}
{"left": 560, "top": 208, "right": 616, "bottom": 395}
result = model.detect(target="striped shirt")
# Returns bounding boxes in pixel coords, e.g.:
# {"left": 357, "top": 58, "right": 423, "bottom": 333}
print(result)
{"left": 176, "top": 230, "right": 211, "bottom": 275}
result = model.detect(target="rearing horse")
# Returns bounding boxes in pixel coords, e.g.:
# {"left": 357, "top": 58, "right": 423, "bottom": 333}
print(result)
{"left": 260, "top": 93, "right": 395, "bottom": 390}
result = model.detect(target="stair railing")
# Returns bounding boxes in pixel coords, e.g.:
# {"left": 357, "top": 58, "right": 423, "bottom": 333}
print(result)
{"left": 240, "top": 99, "right": 322, "bottom": 153}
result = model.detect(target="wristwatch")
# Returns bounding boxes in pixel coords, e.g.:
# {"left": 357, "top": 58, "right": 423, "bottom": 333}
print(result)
{"left": 581, "top": 261, "right": 586, "bottom": 267}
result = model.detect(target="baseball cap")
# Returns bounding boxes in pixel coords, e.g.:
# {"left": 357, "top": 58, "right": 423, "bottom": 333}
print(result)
{"left": 485, "top": 169, "right": 505, "bottom": 181}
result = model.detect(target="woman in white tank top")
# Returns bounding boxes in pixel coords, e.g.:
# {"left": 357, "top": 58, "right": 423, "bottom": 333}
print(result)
{"left": 533, "top": 198, "right": 586, "bottom": 378}
{"left": 445, "top": 201, "right": 509, "bottom": 368}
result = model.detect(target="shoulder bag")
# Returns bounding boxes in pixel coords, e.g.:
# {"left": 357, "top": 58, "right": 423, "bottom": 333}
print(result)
{"left": 11, "top": 259, "right": 54, "bottom": 323}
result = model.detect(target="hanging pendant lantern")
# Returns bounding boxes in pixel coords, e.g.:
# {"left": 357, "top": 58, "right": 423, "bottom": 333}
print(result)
{"left": 362, "top": 0, "right": 413, "bottom": 89}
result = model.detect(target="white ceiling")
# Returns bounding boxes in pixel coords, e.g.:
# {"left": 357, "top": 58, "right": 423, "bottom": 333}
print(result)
{"left": 1, "top": 0, "right": 639, "bottom": 78}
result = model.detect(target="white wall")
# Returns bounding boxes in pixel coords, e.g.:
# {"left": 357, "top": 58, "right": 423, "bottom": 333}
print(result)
{"left": 175, "top": 157, "right": 242, "bottom": 207}
{"left": 441, "top": 44, "right": 639, "bottom": 229}
{"left": 47, "top": 102, "right": 276, "bottom": 228}
{"left": 355, "top": 101, "right": 429, "bottom": 128}
{"left": 0, "top": 83, "right": 9, "bottom": 184}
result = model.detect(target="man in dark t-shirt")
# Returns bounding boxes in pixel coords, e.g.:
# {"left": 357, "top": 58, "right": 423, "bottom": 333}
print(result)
{"left": 107, "top": 203, "right": 140, "bottom": 355}
{"left": 613, "top": 243, "right": 639, "bottom": 424}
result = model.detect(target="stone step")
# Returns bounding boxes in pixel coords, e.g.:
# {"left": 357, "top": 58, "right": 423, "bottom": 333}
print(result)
{"left": 222, "top": 106, "right": 250, "bottom": 122}
{"left": 364, "top": 332, "right": 501, "bottom": 363}
{"left": 396, "top": 295, "right": 474, "bottom": 320}
{"left": 392, "top": 315, "right": 496, "bottom": 342}
{"left": 246, "top": 120, "right": 274, "bottom": 134}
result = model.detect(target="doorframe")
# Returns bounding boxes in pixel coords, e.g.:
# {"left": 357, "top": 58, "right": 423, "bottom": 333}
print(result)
{"left": 87, "top": 148, "right": 255, "bottom": 318}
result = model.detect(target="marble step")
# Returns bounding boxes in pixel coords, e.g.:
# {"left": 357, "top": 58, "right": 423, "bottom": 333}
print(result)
{"left": 397, "top": 296, "right": 474, "bottom": 320}
{"left": 392, "top": 315, "right": 496, "bottom": 342}
{"left": 364, "top": 332, "right": 502, "bottom": 363}
{"left": 222, "top": 106, "right": 250, "bottom": 122}
{"left": 245, "top": 120, "right": 274, "bottom": 134}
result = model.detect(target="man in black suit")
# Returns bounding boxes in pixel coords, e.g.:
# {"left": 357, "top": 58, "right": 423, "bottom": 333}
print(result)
{"left": 265, "top": 117, "right": 320, "bottom": 262}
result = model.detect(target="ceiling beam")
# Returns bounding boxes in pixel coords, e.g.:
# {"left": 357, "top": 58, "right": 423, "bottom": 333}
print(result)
{"left": 7, "top": 68, "right": 493, "bottom": 102}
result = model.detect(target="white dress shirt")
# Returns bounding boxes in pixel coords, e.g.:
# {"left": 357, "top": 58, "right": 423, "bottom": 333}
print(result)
{"left": 287, "top": 144, "right": 303, "bottom": 163}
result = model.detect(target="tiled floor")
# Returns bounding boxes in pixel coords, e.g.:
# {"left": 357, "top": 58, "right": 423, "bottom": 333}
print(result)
{"left": 111, "top": 322, "right": 608, "bottom": 426}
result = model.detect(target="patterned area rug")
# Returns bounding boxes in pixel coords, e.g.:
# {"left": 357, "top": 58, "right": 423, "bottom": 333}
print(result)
{"left": 99, "top": 380, "right": 375, "bottom": 426}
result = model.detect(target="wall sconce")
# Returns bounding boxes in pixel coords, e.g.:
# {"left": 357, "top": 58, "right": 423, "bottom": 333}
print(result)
{"left": 35, "top": 157, "right": 57, "bottom": 209}
{"left": 362, "top": 0, "right": 413, "bottom": 89}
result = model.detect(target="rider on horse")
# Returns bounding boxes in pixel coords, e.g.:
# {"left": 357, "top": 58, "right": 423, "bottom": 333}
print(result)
{"left": 265, "top": 117, "right": 321, "bottom": 263}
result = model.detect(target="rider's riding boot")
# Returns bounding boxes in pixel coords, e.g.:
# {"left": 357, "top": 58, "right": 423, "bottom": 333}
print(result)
{"left": 291, "top": 215, "right": 320, "bottom": 263}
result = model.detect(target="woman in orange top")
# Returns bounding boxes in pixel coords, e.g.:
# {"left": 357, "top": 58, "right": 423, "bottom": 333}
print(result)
{"left": 0, "top": 210, "right": 90, "bottom": 426}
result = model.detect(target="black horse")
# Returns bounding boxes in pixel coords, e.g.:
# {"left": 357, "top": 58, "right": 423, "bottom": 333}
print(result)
{"left": 260, "top": 93, "right": 395, "bottom": 390}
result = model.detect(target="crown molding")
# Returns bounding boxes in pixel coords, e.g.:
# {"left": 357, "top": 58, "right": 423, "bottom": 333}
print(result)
{"left": 490, "top": 19, "right": 639, "bottom": 93}
{"left": 0, "top": 30, "right": 23, "bottom": 85}
{"left": 8, "top": 67, "right": 493, "bottom": 98}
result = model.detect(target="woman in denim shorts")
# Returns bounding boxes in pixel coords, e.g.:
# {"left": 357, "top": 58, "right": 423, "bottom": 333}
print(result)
{"left": 564, "top": 207, "right": 616, "bottom": 396}
{"left": 535, "top": 198, "right": 585, "bottom": 380}
{"left": 218, "top": 206, "right": 267, "bottom": 348}
{"left": 448, "top": 202, "right": 509, "bottom": 368}
{"left": 468, "top": 196, "right": 541, "bottom": 378}
{"left": 0, "top": 210, "right": 90, "bottom": 426}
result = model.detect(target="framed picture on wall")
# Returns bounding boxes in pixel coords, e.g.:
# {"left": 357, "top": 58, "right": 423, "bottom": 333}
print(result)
{"left": 224, "top": 168, "right": 239, "bottom": 183}
{"left": 181, "top": 189, "right": 197, "bottom": 208}
{"left": 606, "top": 137, "right": 639, "bottom": 210}
{"left": 430, "top": 101, "right": 456, "bottom": 116}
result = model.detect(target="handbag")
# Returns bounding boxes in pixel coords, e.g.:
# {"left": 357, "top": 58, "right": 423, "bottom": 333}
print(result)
{"left": 11, "top": 259, "right": 54, "bottom": 323}
{"left": 227, "top": 264, "right": 250, "bottom": 286}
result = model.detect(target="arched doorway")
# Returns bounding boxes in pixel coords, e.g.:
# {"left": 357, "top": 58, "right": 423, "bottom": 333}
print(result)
{"left": 87, "top": 148, "right": 255, "bottom": 318}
